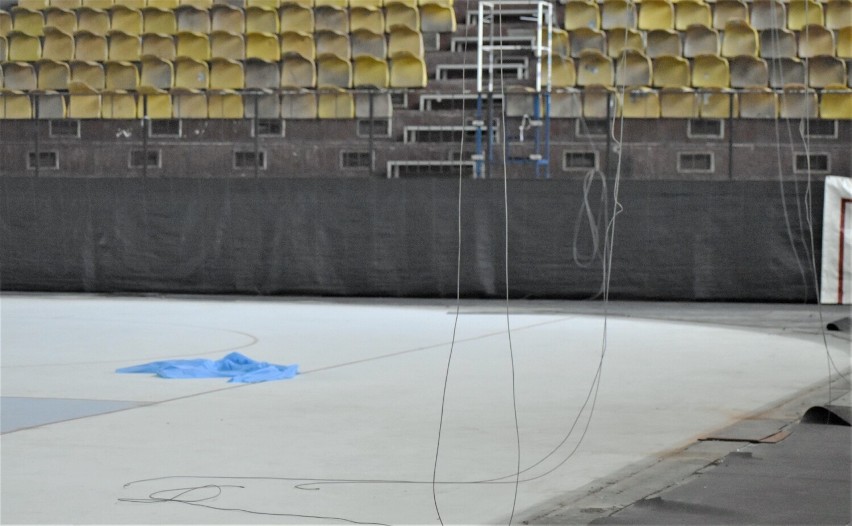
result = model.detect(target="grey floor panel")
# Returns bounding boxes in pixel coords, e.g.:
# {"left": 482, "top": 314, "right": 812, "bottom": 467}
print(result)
{"left": 1, "top": 397, "right": 144, "bottom": 433}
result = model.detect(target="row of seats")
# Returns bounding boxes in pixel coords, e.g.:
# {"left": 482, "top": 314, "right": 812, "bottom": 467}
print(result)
{"left": 548, "top": 50, "right": 850, "bottom": 88}
{"left": 1, "top": 85, "right": 848, "bottom": 119}
{"left": 552, "top": 24, "right": 850, "bottom": 59}
{"left": 0, "top": 88, "right": 392, "bottom": 118}
{"left": 0, "top": 52, "right": 427, "bottom": 89}
{"left": 14, "top": 0, "right": 446, "bottom": 9}
{"left": 563, "top": 0, "right": 850, "bottom": 32}
{"left": 1, "top": 2, "right": 455, "bottom": 36}
{"left": 1, "top": 26, "right": 428, "bottom": 62}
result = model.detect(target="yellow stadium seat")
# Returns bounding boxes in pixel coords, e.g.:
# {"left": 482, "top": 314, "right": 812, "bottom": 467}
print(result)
{"left": 582, "top": 85, "right": 616, "bottom": 118}
{"left": 838, "top": 27, "right": 852, "bottom": 59}
{"left": 546, "top": 27, "right": 570, "bottom": 58}
{"left": 316, "top": 0, "right": 348, "bottom": 6}
{"left": 78, "top": 7, "right": 110, "bottom": 36}
{"left": 110, "top": 6, "right": 143, "bottom": 35}
{"left": 138, "top": 86, "right": 173, "bottom": 119}
{"left": 601, "top": 0, "right": 636, "bottom": 30}
{"left": 606, "top": 27, "right": 643, "bottom": 58}
{"left": 82, "top": 0, "right": 115, "bottom": 8}
{"left": 142, "top": 33, "right": 176, "bottom": 60}
{"left": 70, "top": 60, "right": 104, "bottom": 88}
{"left": 349, "top": 5, "right": 383, "bottom": 33}
{"left": 819, "top": 85, "right": 851, "bottom": 119}
{"left": 243, "top": 90, "right": 280, "bottom": 119}
{"left": 246, "top": 5, "right": 278, "bottom": 32}
{"left": 577, "top": 49, "right": 613, "bottom": 86}
{"left": 351, "top": 0, "right": 384, "bottom": 8}
{"left": 176, "top": 31, "right": 210, "bottom": 60}
{"left": 35, "top": 90, "right": 67, "bottom": 119}
{"left": 279, "top": 4, "right": 314, "bottom": 33}
{"left": 42, "top": 26, "right": 74, "bottom": 60}
{"left": 280, "top": 91, "right": 317, "bottom": 119}
{"left": 646, "top": 28, "right": 681, "bottom": 57}
{"left": 787, "top": 0, "right": 823, "bottom": 31}
{"left": 620, "top": 87, "right": 660, "bottom": 117}
{"left": 713, "top": 0, "right": 748, "bottom": 30}
{"left": 638, "top": 0, "right": 674, "bottom": 31}
{"left": 143, "top": 7, "right": 178, "bottom": 35}
{"left": 389, "top": 51, "right": 425, "bottom": 87}
{"left": 3, "top": 62, "right": 37, "bottom": 90}
{"left": 759, "top": 28, "right": 797, "bottom": 58}
{"left": 108, "top": 30, "right": 141, "bottom": 61}
{"left": 0, "top": 90, "right": 33, "bottom": 119}
{"left": 75, "top": 30, "right": 108, "bottom": 61}
{"left": 279, "top": 54, "right": 315, "bottom": 87}
{"left": 798, "top": 24, "right": 835, "bottom": 58}
{"left": 729, "top": 55, "right": 768, "bottom": 87}
{"left": 246, "top": 31, "right": 280, "bottom": 60}
{"left": 652, "top": 54, "right": 690, "bottom": 87}
{"left": 11, "top": 7, "right": 44, "bottom": 37}
{"left": 698, "top": 88, "right": 736, "bottom": 117}
{"left": 37, "top": 58, "right": 70, "bottom": 89}
{"left": 174, "top": 55, "right": 209, "bottom": 88}
{"left": 387, "top": 25, "right": 422, "bottom": 58}
{"left": 692, "top": 54, "right": 729, "bottom": 88}
{"left": 385, "top": 1, "right": 418, "bottom": 31}
{"left": 351, "top": 28, "right": 387, "bottom": 59}
{"left": 52, "top": 0, "right": 82, "bottom": 8}
{"left": 317, "top": 86, "right": 354, "bottom": 118}
{"left": 316, "top": 52, "right": 351, "bottom": 87}
{"left": 315, "top": 5, "right": 349, "bottom": 33}
{"left": 750, "top": 0, "right": 785, "bottom": 31}
{"left": 564, "top": 0, "right": 600, "bottom": 31}
{"left": 149, "top": 0, "right": 180, "bottom": 8}
{"left": 420, "top": 3, "right": 455, "bottom": 32}
{"left": 0, "top": 36, "right": 6, "bottom": 61}
{"left": 825, "top": 0, "right": 852, "bottom": 30}
{"left": 249, "top": 0, "right": 284, "bottom": 7}
{"left": 210, "top": 57, "right": 244, "bottom": 88}
{"left": 105, "top": 60, "right": 139, "bottom": 89}
{"left": 659, "top": 86, "right": 699, "bottom": 117}
{"left": 140, "top": 55, "right": 174, "bottom": 88}
{"left": 354, "top": 90, "right": 391, "bottom": 118}
{"left": 280, "top": 30, "right": 314, "bottom": 60}
{"left": 18, "top": 0, "right": 49, "bottom": 9}
{"left": 675, "top": 0, "right": 710, "bottom": 31}
{"left": 551, "top": 54, "right": 576, "bottom": 87}
{"left": 550, "top": 88, "right": 583, "bottom": 118}
{"left": 120, "top": 0, "right": 146, "bottom": 8}
{"left": 738, "top": 88, "right": 777, "bottom": 118}
{"left": 211, "top": 5, "right": 244, "bottom": 32}
{"left": 208, "top": 89, "right": 243, "bottom": 117}
{"left": 102, "top": 89, "right": 140, "bottom": 118}
{"left": 779, "top": 84, "right": 817, "bottom": 118}
{"left": 683, "top": 25, "right": 718, "bottom": 58}
{"left": 353, "top": 54, "right": 388, "bottom": 87}
{"left": 768, "top": 57, "right": 805, "bottom": 87}
{"left": 569, "top": 27, "right": 605, "bottom": 58}
{"left": 68, "top": 80, "right": 102, "bottom": 118}
{"left": 9, "top": 31, "right": 42, "bottom": 61}
{"left": 615, "top": 48, "right": 651, "bottom": 86}
{"left": 316, "top": 29, "right": 350, "bottom": 59}
{"left": 44, "top": 7, "right": 77, "bottom": 33}
{"left": 0, "top": 11, "right": 12, "bottom": 37}
{"left": 387, "top": 0, "right": 416, "bottom": 6}
{"left": 210, "top": 30, "right": 244, "bottom": 59}
{"left": 180, "top": 0, "right": 214, "bottom": 8}
{"left": 721, "top": 20, "right": 758, "bottom": 57}
{"left": 808, "top": 55, "right": 847, "bottom": 88}
{"left": 245, "top": 58, "right": 280, "bottom": 88}
{"left": 171, "top": 87, "right": 207, "bottom": 118}
{"left": 176, "top": 5, "right": 211, "bottom": 33}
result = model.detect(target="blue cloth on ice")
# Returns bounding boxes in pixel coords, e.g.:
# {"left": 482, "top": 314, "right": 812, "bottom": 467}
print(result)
{"left": 116, "top": 352, "right": 299, "bottom": 383}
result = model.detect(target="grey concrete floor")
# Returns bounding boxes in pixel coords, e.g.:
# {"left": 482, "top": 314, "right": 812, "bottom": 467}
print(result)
{"left": 1, "top": 293, "right": 850, "bottom": 524}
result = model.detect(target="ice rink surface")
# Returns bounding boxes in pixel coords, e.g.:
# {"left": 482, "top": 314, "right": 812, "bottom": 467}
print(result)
{"left": 1, "top": 294, "right": 849, "bottom": 524}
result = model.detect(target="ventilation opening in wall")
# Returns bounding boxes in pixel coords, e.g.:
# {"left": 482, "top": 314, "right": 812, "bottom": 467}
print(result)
{"left": 129, "top": 150, "right": 161, "bottom": 169}
{"left": 341, "top": 151, "right": 373, "bottom": 169}
{"left": 357, "top": 119, "right": 391, "bottom": 138}
{"left": 563, "top": 151, "right": 598, "bottom": 171}
{"left": 576, "top": 119, "right": 608, "bottom": 138}
{"left": 234, "top": 150, "right": 266, "bottom": 170}
{"left": 251, "top": 119, "right": 285, "bottom": 137}
{"left": 794, "top": 153, "right": 830, "bottom": 174}
{"left": 28, "top": 151, "right": 58, "bottom": 170}
{"left": 802, "top": 120, "right": 837, "bottom": 138}
{"left": 677, "top": 152, "right": 715, "bottom": 173}
{"left": 390, "top": 92, "right": 408, "bottom": 109}
{"left": 49, "top": 120, "right": 80, "bottom": 138}
{"left": 687, "top": 119, "right": 724, "bottom": 139}
{"left": 148, "top": 119, "right": 181, "bottom": 137}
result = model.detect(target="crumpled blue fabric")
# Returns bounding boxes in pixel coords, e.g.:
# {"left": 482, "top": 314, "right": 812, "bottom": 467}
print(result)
{"left": 116, "top": 352, "right": 299, "bottom": 383}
